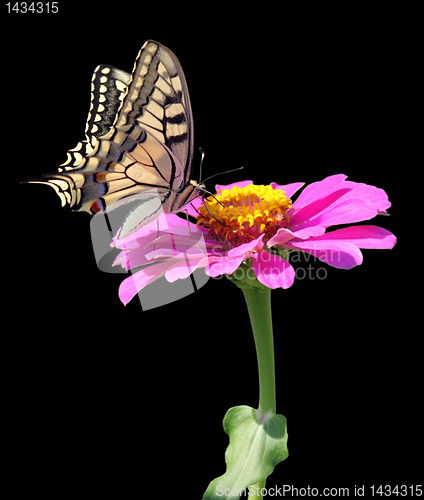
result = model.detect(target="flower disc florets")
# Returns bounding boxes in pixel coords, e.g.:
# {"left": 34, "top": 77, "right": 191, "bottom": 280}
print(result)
{"left": 197, "top": 185, "right": 292, "bottom": 248}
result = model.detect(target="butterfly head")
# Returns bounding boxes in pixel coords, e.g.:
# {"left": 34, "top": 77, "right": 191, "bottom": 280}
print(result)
{"left": 190, "top": 180, "right": 206, "bottom": 192}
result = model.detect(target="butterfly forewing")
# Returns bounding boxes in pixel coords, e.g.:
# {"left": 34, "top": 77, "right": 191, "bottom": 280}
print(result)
{"left": 115, "top": 41, "right": 193, "bottom": 183}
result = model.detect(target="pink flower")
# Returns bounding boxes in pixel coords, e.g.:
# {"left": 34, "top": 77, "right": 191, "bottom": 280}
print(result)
{"left": 111, "top": 174, "right": 396, "bottom": 305}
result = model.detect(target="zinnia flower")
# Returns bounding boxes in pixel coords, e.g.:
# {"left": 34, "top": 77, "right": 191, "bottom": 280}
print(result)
{"left": 111, "top": 174, "right": 396, "bottom": 305}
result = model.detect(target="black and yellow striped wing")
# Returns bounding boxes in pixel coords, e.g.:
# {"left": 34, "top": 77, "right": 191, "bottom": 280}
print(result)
{"left": 23, "top": 41, "right": 199, "bottom": 231}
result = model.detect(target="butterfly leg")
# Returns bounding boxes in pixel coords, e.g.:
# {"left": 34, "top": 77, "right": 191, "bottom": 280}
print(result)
{"left": 183, "top": 209, "right": 207, "bottom": 256}
{"left": 151, "top": 217, "right": 161, "bottom": 251}
{"left": 192, "top": 198, "right": 231, "bottom": 228}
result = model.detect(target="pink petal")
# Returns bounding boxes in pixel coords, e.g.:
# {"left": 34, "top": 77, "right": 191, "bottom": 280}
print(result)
{"left": 292, "top": 174, "right": 348, "bottom": 210}
{"left": 343, "top": 181, "right": 391, "bottom": 213}
{"left": 270, "top": 181, "right": 305, "bottom": 199}
{"left": 118, "top": 261, "right": 174, "bottom": 305}
{"left": 285, "top": 240, "right": 363, "bottom": 269}
{"left": 227, "top": 234, "right": 265, "bottom": 257}
{"left": 112, "top": 213, "right": 192, "bottom": 250}
{"left": 290, "top": 226, "right": 327, "bottom": 239}
{"left": 252, "top": 251, "right": 295, "bottom": 289}
{"left": 290, "top": 186, "right": 352, "bottom": 228}
{"left": 205, "top": 255, "right": 246, "bottom": 277}
{"left": 291, "top": 178, "right": 392, "bottom": 230}
{"left": 113, "top": 247, "right": 150, "bottom": 271}
{"left": 204, "top": 235, "right": 265, "bottom": 278}
{"left": 301, "top": 197, "right": 385, "bottom": 228}
{"left": 267, "top": 225, "right": 326, "bottom": 248}
{"left": 309, "top": 225, "right": 396, "bottom": 249}
{"left": 112, "top": 213, "right": 176, "bottom": 248}
{"left": 145, "top": 231, "right": 207, "bottom": 260}
{"left": 165, "top": 255, "right": 209, "bottom": 282}
{"left": 267, "top": 228, "right": 296, "bottom": 247}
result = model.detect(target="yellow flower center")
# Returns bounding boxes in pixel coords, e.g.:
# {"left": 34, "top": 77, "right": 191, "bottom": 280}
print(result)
{"left": 197, "top": 184, "right": 292, "bottom": 248}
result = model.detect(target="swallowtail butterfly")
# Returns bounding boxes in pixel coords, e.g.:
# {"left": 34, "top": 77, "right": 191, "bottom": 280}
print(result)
{"left": 23, "top": 40, "right": 205, "bottom": 239}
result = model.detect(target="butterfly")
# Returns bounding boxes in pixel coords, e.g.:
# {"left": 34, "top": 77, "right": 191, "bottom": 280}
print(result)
{"left": 23, "top": 40, "right": 205, "bottom": 239}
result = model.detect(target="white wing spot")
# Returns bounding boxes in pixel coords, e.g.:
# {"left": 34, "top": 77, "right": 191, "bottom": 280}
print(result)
{"left": 115, "top": 80, "right": 127, "bottom": 92}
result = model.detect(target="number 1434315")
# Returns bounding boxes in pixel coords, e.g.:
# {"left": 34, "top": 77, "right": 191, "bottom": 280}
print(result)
{"left": 6, "top": 2, "right": 58, "bottom": 13}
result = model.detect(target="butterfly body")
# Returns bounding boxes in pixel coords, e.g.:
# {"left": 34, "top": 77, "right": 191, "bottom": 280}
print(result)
{"left": 23, "top": 41, "right": 204, "bottom": 238}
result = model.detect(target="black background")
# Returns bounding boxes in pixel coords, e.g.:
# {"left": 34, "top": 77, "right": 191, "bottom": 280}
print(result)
{"left": 5, "top": 4, "right": 418, "bottom": 499}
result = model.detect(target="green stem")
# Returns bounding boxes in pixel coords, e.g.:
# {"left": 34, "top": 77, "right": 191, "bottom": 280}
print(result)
{"left": 242, "top": 286, "right": 276, "bottom": 415}
{"left": 242, "top": 286, "right": 275, "bottom": 500}
{"left": 248, "top": 479, "right": 266, "bottom": 499}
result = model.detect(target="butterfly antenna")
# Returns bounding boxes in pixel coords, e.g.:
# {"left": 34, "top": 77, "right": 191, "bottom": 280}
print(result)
{"left": 201, "top": 161, "right": 248, "bottom": 184}
{"left": 198, "top": 147, "right": 206, "bottom": 182}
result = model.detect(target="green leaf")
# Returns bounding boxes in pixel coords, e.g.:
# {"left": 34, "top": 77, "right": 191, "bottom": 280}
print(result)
{"left": 203, "top": 405, "right": 288, "bottom": 500}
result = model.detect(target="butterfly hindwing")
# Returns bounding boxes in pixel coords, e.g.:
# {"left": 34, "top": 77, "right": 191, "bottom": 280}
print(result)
{"left": 61, "top": 64, "right": 131, "bottom": 172}
{"left": 86, "top": 65, "right": 132, "bottom": 143}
